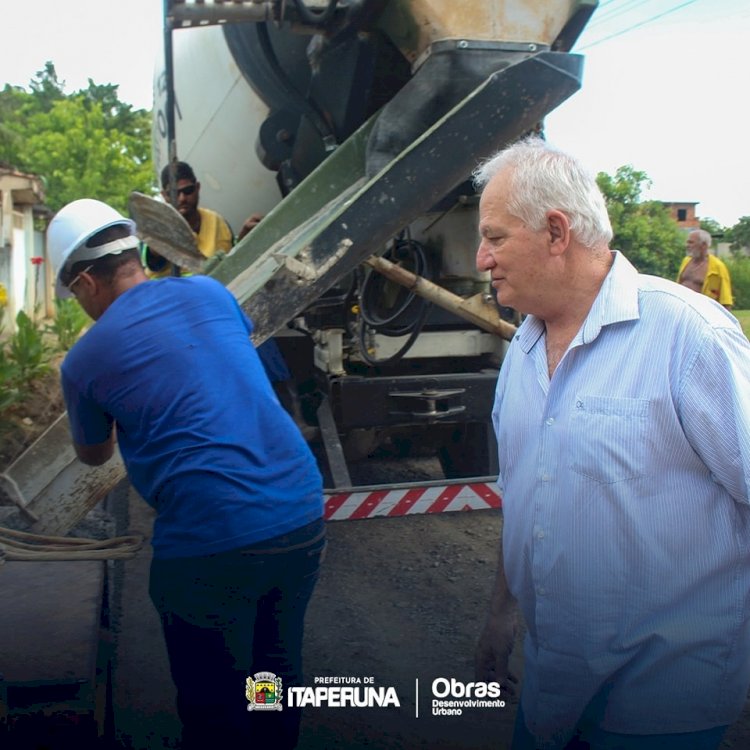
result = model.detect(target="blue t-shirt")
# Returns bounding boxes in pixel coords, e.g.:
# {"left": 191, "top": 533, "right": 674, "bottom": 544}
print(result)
{"left": 61, "top": 276, "right": 323, "bottom": 559}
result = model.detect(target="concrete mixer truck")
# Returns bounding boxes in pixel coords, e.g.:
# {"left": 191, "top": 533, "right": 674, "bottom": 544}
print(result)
{"left": 147, "top": 0, "right": 597, "bottom": 506}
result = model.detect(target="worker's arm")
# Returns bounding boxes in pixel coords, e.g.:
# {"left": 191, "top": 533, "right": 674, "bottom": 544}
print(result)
{"left": 74, "top": 432, "right": 115, "bottom": 466}
{"left": 475, "top": 533, "right": 519, "bottom": 693}
{"left": 237, "top": 212, "right": 264, "bottom": 242}
{"left": 61, "top": 362, "right": 116, "bottom": 466}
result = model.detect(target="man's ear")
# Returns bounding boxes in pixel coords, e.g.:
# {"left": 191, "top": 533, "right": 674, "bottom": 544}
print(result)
{"left": 77, "top": 269, "right": 98, "bottom": 296}
{"left": 546, "top": 210, "right": 570, "bottom": 256}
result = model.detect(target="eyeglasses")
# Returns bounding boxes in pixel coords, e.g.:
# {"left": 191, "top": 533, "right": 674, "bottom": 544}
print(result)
{"left": 175, "top": 184, "right": 197, "bottom": 197}
{"left": 66, "top": 264, "right": 94, "bottom": 295}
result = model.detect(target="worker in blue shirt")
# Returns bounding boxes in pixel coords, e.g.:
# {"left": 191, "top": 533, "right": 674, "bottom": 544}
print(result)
{"left": 48, "top": 198, "right": 324, "bottom": 750}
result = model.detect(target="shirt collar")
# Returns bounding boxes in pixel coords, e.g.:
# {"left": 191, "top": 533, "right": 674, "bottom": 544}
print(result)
{"left": 515, "top": 250, "right": 641, "bottom": 354}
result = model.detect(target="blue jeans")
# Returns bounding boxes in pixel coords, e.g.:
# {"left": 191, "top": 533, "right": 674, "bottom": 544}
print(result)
{"left": 512, "top": 701, "right": 728, "bottom": 750}
{"left": 149, "top": 518, "right": 326, "bottom": 750}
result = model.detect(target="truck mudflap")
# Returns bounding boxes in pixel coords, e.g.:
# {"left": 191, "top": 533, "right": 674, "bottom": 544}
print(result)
{"left": 209, "top": 48, "right": 585, "bottom": 344}
{"left": 324, "top": 478, "right": 501, "bottom": 521}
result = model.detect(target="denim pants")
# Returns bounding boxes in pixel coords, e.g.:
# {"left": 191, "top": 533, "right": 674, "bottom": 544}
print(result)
{"left": 149, "top": 518, "right": 326, "bottom": 750}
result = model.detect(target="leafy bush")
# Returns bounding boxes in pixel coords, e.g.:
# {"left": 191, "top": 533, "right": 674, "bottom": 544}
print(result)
{"left": 0, "top": 297, "right": 90, "bottom": 423}
{"left": 0, "top": 347, "right": 21, "bottom": 411}
{"left": 725, "top": 257, "right": 750, "bottom": 311}
{"left": 47, "top": 297, "right": 89, "bottom": 351}
{"left": 7, "top": 310, "right": 52, "bottom": 388}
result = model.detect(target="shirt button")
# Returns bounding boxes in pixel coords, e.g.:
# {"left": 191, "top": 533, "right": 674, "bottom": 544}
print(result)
{"left": 537, "top": 530, "right": 545, "bottom": 540}
{"left": 545, "top": 417, "right": 554, "bottom": 426}
{"left": 538, "top": 587, "right": 546, "bottom": 596}
{"left": 541, "top": 473, "right": 550, "bottom": 482}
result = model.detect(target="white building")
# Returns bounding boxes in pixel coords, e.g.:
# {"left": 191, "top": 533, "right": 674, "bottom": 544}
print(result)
{"left": 0, "top": 165, "right": 48, "bottom": 331}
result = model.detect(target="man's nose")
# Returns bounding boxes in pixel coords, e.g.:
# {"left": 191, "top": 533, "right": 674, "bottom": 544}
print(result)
{"left": 476, "top": 241, "right": 494, "bottom": 272}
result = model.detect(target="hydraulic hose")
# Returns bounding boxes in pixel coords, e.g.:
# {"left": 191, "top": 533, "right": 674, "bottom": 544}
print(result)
{"left": 357, "top": 237, "right": 431, "bottom": 365}
{"left": 256, "top": 21, "right": 336, "bottom": 147}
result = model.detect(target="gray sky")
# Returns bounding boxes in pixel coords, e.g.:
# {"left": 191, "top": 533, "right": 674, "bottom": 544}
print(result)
{"left": 1, "top": 0, "right": 747, "bottom": 227}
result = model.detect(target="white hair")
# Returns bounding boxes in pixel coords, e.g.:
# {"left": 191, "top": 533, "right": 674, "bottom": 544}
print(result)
{"left": 690, "top": 228, "right": 712, "bottom": 248}
{"left": 472, "top": 137, "right": 613, "bottom": 249}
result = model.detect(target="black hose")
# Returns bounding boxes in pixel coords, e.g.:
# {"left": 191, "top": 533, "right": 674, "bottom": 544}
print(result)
{"left": 256, "top": 21, "right": 336, "bottom": 145}
{"left": 357, "top": 237, "right": 432, "bottom": 365}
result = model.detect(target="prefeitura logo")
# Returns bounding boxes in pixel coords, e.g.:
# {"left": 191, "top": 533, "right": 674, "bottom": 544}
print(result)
{"left": 246, "top": 671, "right": 283, "bottom": 711}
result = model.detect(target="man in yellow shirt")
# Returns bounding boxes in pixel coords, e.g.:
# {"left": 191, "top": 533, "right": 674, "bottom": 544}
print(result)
{"left": 677, "top": 229, "right": 733, "bottom": 310}
{"left": 161, "top": 161, "right": 233, "bottom": 256}
{"left": 143, "top": 161, "right": 234, "bottom": 277}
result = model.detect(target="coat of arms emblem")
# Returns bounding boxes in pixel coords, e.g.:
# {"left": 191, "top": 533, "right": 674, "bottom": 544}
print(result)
{"left": 246, "top": 671, "right": 283, "bottom": 711}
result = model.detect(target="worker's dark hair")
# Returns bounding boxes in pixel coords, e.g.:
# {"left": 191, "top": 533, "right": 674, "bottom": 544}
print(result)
{"left": 65, "top": 225, "right": 141, "bottom": 286}
{"left": 160, "top": 161, "right": 197, "bottom": 189}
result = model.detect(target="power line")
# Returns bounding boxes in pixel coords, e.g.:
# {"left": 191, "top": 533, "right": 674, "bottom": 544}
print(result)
{"left": 580, "top": 0, "right": 700, "bottom": 49}
{"left": 588, "top": 0, "right": 657, "bottom": 29}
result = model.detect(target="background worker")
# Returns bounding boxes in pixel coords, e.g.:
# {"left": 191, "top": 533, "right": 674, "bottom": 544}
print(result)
{"left": 161, "top": 160, "right": 233, "bottom": 255}
{"left": 142, "top": 160, "right": 233, "bottom": 277}
{"left": 48, "top": 198, "right": 325, "bottom": 750}
{"left": 677, "top": 228, "right": 733, "bottom": 309}
{"left": 473, "top": 138, "right": 750, "bottom": 749}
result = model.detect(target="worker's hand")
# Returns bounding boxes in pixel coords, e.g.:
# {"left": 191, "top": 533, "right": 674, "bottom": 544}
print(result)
{"left": 475, "top": 608, "right": 519, "bottom": 696}
{"left": 201, "top": 251, "right": 227, "bottom": 274}
{"left": 237, "top": 212, "right": 264, "bottom": 241}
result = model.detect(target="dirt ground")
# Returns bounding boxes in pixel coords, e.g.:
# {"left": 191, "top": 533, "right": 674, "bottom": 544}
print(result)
{"left": 0, "top": 367, "right": 65, "bottom": 470}
{"left": 4, "top": 377, "right": 750, "bottom": 749}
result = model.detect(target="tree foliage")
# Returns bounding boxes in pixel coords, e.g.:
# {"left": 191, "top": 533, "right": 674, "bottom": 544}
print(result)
{"left": 596, "top": 166, "right": 686, "bottom": 278}
{"left": 725, "top": 257, "right": 750, "bottom": 310}
{"left": 0, "top": 62, "right": 154, "bottom": 214}
{"left": 699, "top": 217, "right": 725, "bottom": 246}
{"left": 726, "top": 217, "right": 750, "bottom": 253}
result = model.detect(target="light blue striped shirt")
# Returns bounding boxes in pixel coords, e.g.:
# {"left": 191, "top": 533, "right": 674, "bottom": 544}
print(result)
{"left": 493, "top": 251, "right": 750, "bottom": 741}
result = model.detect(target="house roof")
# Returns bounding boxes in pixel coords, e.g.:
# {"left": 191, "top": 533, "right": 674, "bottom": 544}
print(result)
{"left": 0, "top": 166, "right": 45, "bottom": 206}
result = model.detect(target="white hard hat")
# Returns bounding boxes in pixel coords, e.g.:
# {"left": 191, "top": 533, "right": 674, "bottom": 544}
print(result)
{"left": 47, "top": 198, "right": 138, "bottom": 299}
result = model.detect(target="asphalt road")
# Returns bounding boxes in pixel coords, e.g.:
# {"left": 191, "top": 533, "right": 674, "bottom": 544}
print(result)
{"left": 110, "top": 484, "right": 513, "bottom": 750}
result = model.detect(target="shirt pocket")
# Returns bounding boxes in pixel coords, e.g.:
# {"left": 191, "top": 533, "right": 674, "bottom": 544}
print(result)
{"left": 569, "top": 395, "right": 650, "bottom": 484}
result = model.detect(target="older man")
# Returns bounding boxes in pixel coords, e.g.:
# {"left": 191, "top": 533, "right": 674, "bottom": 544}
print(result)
{"left": 474, "top": 138, "right": 750, "bottom": 749}
{"left": 677, "top": 228, "right": 733, "bottom": 309}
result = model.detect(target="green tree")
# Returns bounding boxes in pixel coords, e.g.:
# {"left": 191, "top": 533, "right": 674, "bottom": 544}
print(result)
{"left": 699, "top": 217, "right": 725, "bottom": 246}
{"left": 596, "top": 166, "right": 686, "bottom": 278}
{"left": 28, "top": 61, "right": 66, "bottom": 112}
{"left": 726, "top": 217, "right": 750, "bottom": 254}
{"left": 20, "top": 96, "right": 153, "bottom": 214}
{"left": 0, "top": 85, "right": 27, "bottom": 162}
{"left": 0, "top": 61, "right": 154, "bottom": 213}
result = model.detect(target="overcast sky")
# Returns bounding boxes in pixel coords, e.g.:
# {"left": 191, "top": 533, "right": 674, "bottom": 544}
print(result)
{"left": 1, "top": 0, "right": 747, "bottom": 227}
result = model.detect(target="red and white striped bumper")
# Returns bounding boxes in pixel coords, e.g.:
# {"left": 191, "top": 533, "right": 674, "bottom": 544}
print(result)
{"left": 324, "top": 482, "right": 502, "bottom": 521}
